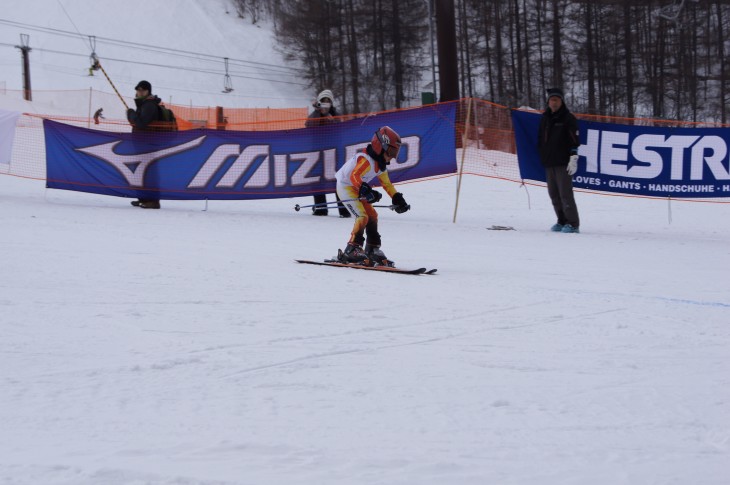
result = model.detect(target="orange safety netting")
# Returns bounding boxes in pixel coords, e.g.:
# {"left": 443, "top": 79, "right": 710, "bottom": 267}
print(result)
{"left": 1, "top": 89, "right": 728, "bottom": 203}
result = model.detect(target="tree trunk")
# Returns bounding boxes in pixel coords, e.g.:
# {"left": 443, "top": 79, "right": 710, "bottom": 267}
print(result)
{"left": 483, "top": 2, "right": 495, "bottom": 101}
{"left": 585, "top": 2, "right": 596, "bottom": 113}
{"left": 623, "top": 2, "right": 635, "bottom": 117}
{"left": 347, "top": 0, "right": 360, "bottom": 113}
{"left": 391, "top": 0, "right": 404, "bottom": 107}
{"left": 536, "top": 0, "right": 547, "bottom": 97}
{"left": 337, "top": 0, "right": 347, "bottom": 113}
{"left": 514, "top": 0, "right": 524, "bottom": 103}
{"left": 718, "top": 1, "right": 727, "bottom": 123}
{"left": 551, "top": 0, "right": 563, "bottom": 88}
{"left": 494, "top": 1, "right": 505, "bottom": 101}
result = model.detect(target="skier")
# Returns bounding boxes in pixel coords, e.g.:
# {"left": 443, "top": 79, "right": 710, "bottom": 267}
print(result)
{"left": 335, "top": 126, "right": 410, "bottom": 265}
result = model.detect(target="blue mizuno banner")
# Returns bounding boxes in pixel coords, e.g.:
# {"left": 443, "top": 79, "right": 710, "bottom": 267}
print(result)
{"left": 512, "top": 109, "right": 730, "bottom": 198}
{"left": 45, "top": 103, "right": 457, "bottom": 200}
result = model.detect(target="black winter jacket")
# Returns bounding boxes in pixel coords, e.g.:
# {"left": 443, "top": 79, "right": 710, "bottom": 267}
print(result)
{"left": 537, "top": 104, "right": 580, "bottom": 168}
{"left": 127, "top": 95, "right": 162, "bottom": 132}
{"left": 305, "top": 106, "right": 340, "bottom": 128}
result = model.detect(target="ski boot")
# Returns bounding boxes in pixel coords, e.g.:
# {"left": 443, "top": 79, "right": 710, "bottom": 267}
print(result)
{"left": 365, "top": 244, "right": 394, "bottom": 267}
{"left": 338, "top": 243, "right": 370, "bottom": 265}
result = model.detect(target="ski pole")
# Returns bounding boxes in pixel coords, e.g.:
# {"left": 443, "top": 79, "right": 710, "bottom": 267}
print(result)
{"left": 294, "top": 198, "right": 361, "bottom": 212}
{"left": 294, "top": 201, "right": 407, "bottom": 212}
{"left": 97, "top": 60, "right": 130, "bottom": 110}
{"left": 373, "top": 204, "right": 411, "bottom": 211}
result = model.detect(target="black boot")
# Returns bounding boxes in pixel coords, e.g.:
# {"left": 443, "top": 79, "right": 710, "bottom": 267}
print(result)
{"left": 339, "top": 243, "right": 369, "bottom": 264}
{"left": 365, "top": 244, "right": 393, "bottom": 267}
{"left": 139, "top": 200, "right": 161, "bottom": 209}
{"left": 132, "top": 199, "right": 160, "bottom": 209}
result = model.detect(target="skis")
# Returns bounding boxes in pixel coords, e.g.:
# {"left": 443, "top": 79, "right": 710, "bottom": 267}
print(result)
{"left": 487, "top": 225, "right": 515, "bottom": 231}
{"left": 296, "top": 259, "right": 437, "bottom": 276}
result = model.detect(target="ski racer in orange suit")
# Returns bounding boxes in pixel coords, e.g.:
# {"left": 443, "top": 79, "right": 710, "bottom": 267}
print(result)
{"left": 335, "top": 126, "right": 410, "bottom": 265}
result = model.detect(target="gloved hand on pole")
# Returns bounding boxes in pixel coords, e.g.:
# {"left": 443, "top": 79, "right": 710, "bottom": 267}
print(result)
{"left": 358, "top": 182, "right": 382, "bottom": 203}
{"left": 392, "top": 192, "right": 410, "bottom": 214}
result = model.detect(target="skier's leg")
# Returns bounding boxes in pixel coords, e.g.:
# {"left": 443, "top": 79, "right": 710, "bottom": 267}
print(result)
{"left": 364, "top": 205, "right": 381, "bottom": 247}
{"left": 546, "top": 167, "right": 566, "bottom": 225}
{"left": 337, "top": 184, "right": 368, "bottom": 261}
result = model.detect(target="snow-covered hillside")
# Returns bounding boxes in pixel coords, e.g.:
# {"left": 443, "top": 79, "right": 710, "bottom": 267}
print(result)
{"left": 1, "top": 170, "right": 730, "bottom": 485}
{"left": 1, "top": 2, "right": 730, "bottom": 484}
{"left": 0, "top": 0, "right": 310, "bottom": 110}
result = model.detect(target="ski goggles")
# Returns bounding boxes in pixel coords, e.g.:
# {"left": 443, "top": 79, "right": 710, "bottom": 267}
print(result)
{"left": 375, "top": 130, "right": 401, "bottom": 159}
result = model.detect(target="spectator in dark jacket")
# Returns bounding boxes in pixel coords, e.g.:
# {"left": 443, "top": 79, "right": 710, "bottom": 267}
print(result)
{"left": 538, "top": 88, "right": 581, "bottom": 233}
{"left": 305, "top": 89, "right": 350, "bottom": 218}
{"left": 126, "top": 80, "right": 163, "bottom": 209}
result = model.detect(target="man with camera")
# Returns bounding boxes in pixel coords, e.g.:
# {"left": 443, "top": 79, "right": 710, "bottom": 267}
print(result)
{"left": 304, "top": 89, "right": 350, "bottom": 217}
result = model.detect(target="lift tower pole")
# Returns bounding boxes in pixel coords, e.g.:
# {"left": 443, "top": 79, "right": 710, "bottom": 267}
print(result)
{"left": 15, "top": 34, "right": 32, "bottom": 101}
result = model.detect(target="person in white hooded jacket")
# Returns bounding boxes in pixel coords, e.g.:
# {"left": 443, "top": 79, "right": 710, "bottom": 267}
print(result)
{"left": 305, "top": 89, "right": 350, "bottom": 217}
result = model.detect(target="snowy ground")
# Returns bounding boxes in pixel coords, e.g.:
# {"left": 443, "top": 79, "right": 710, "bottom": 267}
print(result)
{"left": 1, "top": 172, "right": 729, "bottom": 485}
{"left": 5, "top": 1, "right": 727, "bottom": 482}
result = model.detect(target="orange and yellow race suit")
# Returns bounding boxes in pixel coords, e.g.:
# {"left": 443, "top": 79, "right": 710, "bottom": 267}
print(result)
{"left": 335, "top": 150, "right": 397, "bottom": 248}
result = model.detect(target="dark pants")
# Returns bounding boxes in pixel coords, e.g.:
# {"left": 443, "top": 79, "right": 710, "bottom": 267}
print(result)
{"left": 312, "top": 194, "right": 328, "bottom": 215}
{"left": 546, "top": 166, "right": 580, "bottom": 228}
{"left": 312, "top": 193, "right": 350, "bottom": 217}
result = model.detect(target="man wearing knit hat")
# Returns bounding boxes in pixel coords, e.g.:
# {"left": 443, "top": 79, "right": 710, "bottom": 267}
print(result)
{"left": 538, "top": 88, "right": 581, "bottom": 233}
{"left": 126, "top": 80, "right": 164, "bottom": 209}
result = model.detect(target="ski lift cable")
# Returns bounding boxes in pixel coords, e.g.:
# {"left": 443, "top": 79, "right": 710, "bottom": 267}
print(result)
{"left": 0, "top": 19, "right": 299, "bottom": 78}
{"left": 0, "top": 43, "right": 303, "bottom": 86}
{"left": 29, "top": 62, "right": 308, "bottom": 102}
{"left": 0, "top": 18, "right": 300, "bottom": 74}
{"left": 56, "top": 0, "right": 94, "bottom": 52}
{"left": 8, "top": 44, "right": 309, "bottom": 87}
{"left": 95, "top": 37, "right": 299, "bottom": 73}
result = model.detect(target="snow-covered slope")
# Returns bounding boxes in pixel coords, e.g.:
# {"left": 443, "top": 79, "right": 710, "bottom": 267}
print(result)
{"left": 1, "top": 1, "right": 729, "bottom": 484}
{"left": 0, "top": 0, "right": 310, "bottom": 110}
{"left": 1, "top": 171, "right": 729, "bottom": 485}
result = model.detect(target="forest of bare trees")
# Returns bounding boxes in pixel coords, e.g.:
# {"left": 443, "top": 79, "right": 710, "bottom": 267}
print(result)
{"left": 233, "top": 0, "right": 730, "bottom": 122}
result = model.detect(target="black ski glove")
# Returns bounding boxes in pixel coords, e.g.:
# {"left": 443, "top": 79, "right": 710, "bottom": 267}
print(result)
{"left": 359, "top": 182, "right": 382, "bottom": 203}
{"left": 392, "top": 192, "right": 410, "bottom": 213}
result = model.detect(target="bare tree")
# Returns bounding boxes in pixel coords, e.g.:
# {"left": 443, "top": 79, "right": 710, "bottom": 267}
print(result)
{"left": 264, "top": 0, "right": 730, "bottom": 120}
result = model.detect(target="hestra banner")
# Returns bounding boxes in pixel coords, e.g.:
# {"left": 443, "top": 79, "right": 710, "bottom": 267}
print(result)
{"left": 44, "top": 103, "right": 457, "bottom": 200}
{"left": 512, "top": 109, "right": 730, "bottom": 198}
